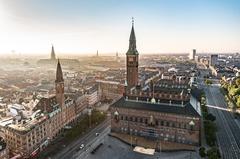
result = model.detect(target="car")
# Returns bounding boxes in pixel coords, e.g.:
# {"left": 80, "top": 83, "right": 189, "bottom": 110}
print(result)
{"left": 95, "top": 133, "right": 99, "bottom": 136}
{"left": 80, "top": 144, "right": 85, "bottom": 149}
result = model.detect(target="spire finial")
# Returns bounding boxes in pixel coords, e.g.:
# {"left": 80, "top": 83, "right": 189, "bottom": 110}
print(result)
{"left": 132, "top": 17, "right": 134, "bottom": 27}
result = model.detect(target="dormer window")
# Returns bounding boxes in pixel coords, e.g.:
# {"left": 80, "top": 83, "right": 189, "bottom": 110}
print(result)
{"left": 189, "top": 120, "right": 195, "bottom": 131}
{"left": 114, "top": 111, "right": 119, "bottom": 122}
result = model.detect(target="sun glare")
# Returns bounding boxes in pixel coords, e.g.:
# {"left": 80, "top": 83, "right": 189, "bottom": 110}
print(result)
{"left": 0, "top": 4, "right": 6, "bottom": 29}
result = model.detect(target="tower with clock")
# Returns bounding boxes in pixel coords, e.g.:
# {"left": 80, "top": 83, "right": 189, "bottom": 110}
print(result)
{"left": 126, "top": 18, "right": 139, "bottom": 89}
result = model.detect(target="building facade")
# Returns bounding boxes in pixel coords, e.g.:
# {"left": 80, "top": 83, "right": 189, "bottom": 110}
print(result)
{"left": 189, "top": 49, "right": 196, "bottom": 60}
{"left": 86, "top": 84, "right": 99, "bottom": 106}
{"left": 110, "top": 20, "right": 201, "bottom": 148}
{"left": 3, "top": 60, "right": 86, "bottom": 158}
{"left": 110, "top": 95, "right": 201, "bottom": 146}
{"left": 0, "top": 137, "right": 9, "bottom": 159}
{"left": 210, "top": 54, "right": 218, "bottom": 66}
{"left": 97, "top": 80, "right": 124, "bottom": 100}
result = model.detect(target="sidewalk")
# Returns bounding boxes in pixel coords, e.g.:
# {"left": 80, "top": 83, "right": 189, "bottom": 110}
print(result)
{"left": 110, "top": 132, "right": 196, "bottom": 152}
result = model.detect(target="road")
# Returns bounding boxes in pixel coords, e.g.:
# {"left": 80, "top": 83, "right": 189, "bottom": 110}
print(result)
{"left": 198, "top": 63, "right": 240, "bottom": 159}
{"left": 205, "top": 86, "right": 240, "bottom": 159}
{"left": 52, "top": 115, "right": 111, "bottom": 159}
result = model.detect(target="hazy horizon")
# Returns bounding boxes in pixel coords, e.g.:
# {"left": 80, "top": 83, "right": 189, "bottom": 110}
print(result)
{"left": 0, "top": 0, "right": 240, "bottom": 55}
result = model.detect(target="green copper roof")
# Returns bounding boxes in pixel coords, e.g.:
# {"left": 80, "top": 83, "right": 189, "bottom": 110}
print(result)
{"left": 126, "top": 21, "right": 139, "bottom": 55}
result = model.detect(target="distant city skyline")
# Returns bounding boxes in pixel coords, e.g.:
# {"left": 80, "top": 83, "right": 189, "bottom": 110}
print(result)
{"left": 0, "top": 0, "right": 240, "bottom": 55}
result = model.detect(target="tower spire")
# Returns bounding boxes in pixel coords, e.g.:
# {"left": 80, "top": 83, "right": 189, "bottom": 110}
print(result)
{"left": 56, "top": 59, "right": 64, "bottom": 83}
{"left": 51, "top": 44, "right": 56, "bottom": 60}
{"left": 55, "top": 59, "right": 65, "bottom": 108}
{"left": 127, "top": 18, "right": 138, "bottom": 55}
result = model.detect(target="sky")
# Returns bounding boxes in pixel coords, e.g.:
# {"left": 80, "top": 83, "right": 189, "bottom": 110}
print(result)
{"left": 0, "top": 0, "right": 240, "bottom": 56}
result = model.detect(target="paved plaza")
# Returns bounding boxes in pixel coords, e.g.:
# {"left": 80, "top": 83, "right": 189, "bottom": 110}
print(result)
{"left": 84, "top": 135, "right": 201, "bottom": 159}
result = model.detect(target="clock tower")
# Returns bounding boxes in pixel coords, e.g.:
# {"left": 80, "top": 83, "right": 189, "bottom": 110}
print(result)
{"left": 126, "top": 18, "right": 139, "bottom": 89}
{"left": 55, "top": 59, "right": 65, "bottom": 108}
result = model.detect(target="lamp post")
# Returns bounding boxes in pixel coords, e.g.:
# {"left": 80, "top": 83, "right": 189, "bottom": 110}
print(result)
{"left": 88, "top": 108, "right": 92, "bottom": 128}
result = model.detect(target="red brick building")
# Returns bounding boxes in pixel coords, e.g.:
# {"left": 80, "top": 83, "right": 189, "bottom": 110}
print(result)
{"left": 110, "top": 20, "right": 201, "bottom": 148}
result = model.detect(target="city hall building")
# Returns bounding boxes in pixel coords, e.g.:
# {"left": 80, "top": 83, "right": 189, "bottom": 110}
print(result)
{"left": 110, "top": 20, "right": 201, "bottom": 147}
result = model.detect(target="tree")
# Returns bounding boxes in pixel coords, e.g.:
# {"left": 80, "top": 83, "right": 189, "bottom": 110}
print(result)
{"left": 236, "top": 78, "right": 240, "bottom": 87}
{"left": 205, "top": 79, "right": 212, "bottom": 85}
{"left": 207, "top": 147, "right": 221, "bottom": 159}
{"left": 237, "top": 96, "right": 240, "bottom": 108}
{"left": 204, "top": 120, "right": 217, "bottom": 146}
{"left": 205, "top": 113, "right": 216, "bottom": 121}
{"left": 229, "top": 87, "right": 240, "bottom": 96}
{"left": 199, "top": 147, "right": 206, "bottom": 157}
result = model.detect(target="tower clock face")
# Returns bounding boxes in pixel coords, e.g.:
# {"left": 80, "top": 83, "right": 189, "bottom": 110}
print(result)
{"left": 129, "top": 57, "right": 134, "bottom": 62}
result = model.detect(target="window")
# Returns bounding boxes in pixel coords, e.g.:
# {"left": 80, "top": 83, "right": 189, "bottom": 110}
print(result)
{"left": 130, "top": 117, "right": 133, "bottom": 121}
{"left": 140, "top": 118, "right": 143, "bottom": 123}
{"left": 145, "top": 119, "right": 148, "bottom": 124}
{"left": 166, "top": 122, "right": 169, "bottom": 127}
{"left": 155, "top": 120, "right": 159, "bottom": 126}
{"left": 176, "top": 123, "right": 179, "bottom": 128}
{"left": 161, "top": 121, "right": 164, "bottom": 126}
{"left": 184, "top": 123, "right": 187, "bottom": 129}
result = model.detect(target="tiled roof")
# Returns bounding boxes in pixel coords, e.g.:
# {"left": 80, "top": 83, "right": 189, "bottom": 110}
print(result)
{"left": 111, "top": 97, "right": 201, "bottom": 117}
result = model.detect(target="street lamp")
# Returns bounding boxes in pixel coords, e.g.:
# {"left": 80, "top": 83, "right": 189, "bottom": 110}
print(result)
{"left": 88, "top": 108, "right": 92, "bottom": 128}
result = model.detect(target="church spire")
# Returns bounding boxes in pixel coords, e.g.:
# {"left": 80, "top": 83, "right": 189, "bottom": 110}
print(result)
{"left": 51, "top": 44, "right": 56, "bottom": 60}
{"left": 127, "top": 17, "right": 138, "bottom": 55}
{"left": 55, "top": 59, "right": 64, "bottom": 83}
